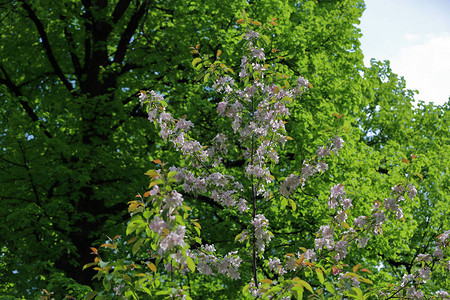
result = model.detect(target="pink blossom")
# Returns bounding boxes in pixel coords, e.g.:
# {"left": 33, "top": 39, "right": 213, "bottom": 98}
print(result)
{"left": 392, "top": 185, "right": 405, "bottom": 193}
{"left": 237, "top": 198, "right": 249, "bottom": 212}
{"left": 244, "top": 30, "right": 259, "bottom": 40}
{"left": 148, "top": 109, "right": 158, "bottom": 121}
{"left": 354, "top": 216, "right": 367, "bottom": 229}
{"left": 408, "top": 184, "right": 417, "bottom": 199}
{"left": 175, "top": 118, "right": 194, "bottom": 131}
{"left": 245, "top": 164, "right": 269, "bottom": 179}
{"left": 280, "top": 174, "right": 300, "bottom": 198}
{"left": 334, "top": 240, "right": 348, "bottom": 261}
{"left": 317, "top": 146, "right": 330, "bottom": 159}
{"left": 252, "top": 214, "right": 272, "bottom": 252}
{"left": 149, "top": 217, "right": 170, "bottom": 235}
{"left": 406, "top": 287, "right": 424, "bottom": 299}
{"left": 285, "top": 255, "right": 297, "bottom": 271}
{"left": 138, "top": 91, "right": 148, "bottom": 104}
{"left": 433, "top": 248, "right": 444, "bottom": 259}
{"left": 159, "top": 225, "right": 186, "bottom": 254}
{"left": 268, "top": 257, "right": 281, "bottom": 271}
{"left": 301, "top": 162, "right": 315, "bottom": 178}
{"left": 316, "top": 162, "right": 328, "bottom": 172}
{"left": 436, "top": 290, "right": 449, "bottom": 298}
{"left": 328, "top": 198, "right": 339, "bottom": 210}
{"left": 357, "top": 236, "right": 370, "bottom": 248}
{"left": 251, "top": 47, "right": 265, "bottom": 61}
{"left": 296, "top": 76, "right": 309, "bottom": 88}
{"left": 418, "top": 267, "right": 431, "bottom": 281}
{"left": 217, "top": 101, "right": 228, "bottom": 116}
{"left": 416, "top": 254, "right": 432, "bottom": 262}
{"left": 303, "top": 249, "right": 317, "bottom": 262}
{"left": 216, "top": 251, "right": 242, "bottom": 280}
{"left": 341, "top": 197, "right": 352, "bottom": 210}
{"left": 149, "top": 184, "right": 159, "bottom": 196}
{"left": 332, "top": 136, "right": 344, "bottom": 154}
{"left": 315, "top": 225, "right": 334, "bottom": 250}
{"left": 330, "top": 184, "right": 345, "bottom": 199}
{"left": 335, "top": 210, "right": 348, "bottom": 223}
{"left": 164, "top": 191, "right": 183, "bottom": 211}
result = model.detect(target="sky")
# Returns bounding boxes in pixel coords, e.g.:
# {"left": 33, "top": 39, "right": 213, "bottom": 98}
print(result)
{"left": 358, "top": 0, "right": 450, "bottom": 106}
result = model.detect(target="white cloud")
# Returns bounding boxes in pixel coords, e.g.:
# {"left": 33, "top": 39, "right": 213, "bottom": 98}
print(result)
{"left": 404, "top": 33, "right": 420, "bottom": 42}
{"left": 390, "top": 35, "right": 450, "bottom": 105}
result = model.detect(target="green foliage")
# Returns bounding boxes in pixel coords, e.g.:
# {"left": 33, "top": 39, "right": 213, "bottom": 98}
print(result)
{"left": 1, "top": 0, "right": 449, "bottom": 298}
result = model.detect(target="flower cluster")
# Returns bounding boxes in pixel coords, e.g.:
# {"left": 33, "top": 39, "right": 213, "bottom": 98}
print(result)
{"left": 252, "top": 214, "right": 272, "bottom": 253}
{"left": 196, "top": 244, "right": 243, "bottom": 280}
{"left": 131, "top": 23, "right": 450, "bottom": 300}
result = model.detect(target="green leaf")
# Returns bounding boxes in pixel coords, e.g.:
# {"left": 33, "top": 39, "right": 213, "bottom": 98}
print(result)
{"left": 299, "top": 279, "right": 313, "bottom": 293}
{"left": 85, "top": 291, "right": 98, "bottom": 300}
{"left": 234, "top": 233, "right": 242, "bottom": 242}
{"left": 192, "top": 57, "right": 202, "bottom": 67}
{"left": 167, "top": 171, "right": 178, "bottom": 178}
{"left": 316, "top": 268, "right": 324, "bottom": 284}
{"left": 144, "top": 169, "right": 160, "bottom": 178}
{"left": 352, "top": 287, "right": 364, "bottom": 300}
{"left": 261, "top": 34, "right": 271, "bottom": 45}
{"left": 132, "top": 237, "right": 145, "bottom": 255}
{"left": 103, "top": 277, "right": 111, "bottom": 291}
{"left": 83, "top": 262, "right": 97, "bottom": 270}
{"left": 289, "top": 199, "right": 297, "bottom": 211}
{"left": 143, "top": 210, "right": 152, "bottom": 219}
{"left": 325, "top": 282, "right": 335, "bottom": 294}
{"left": 156, "top": 290, "right": 170, "bottom": 295}
{"left": 291, "top": 286, "right": 304, "bottom": 300}
{"left": 186, "top": 256, "right": 195, "bottom": 272}
{"left": 204, "top": 72, "right": 210, "bottom": 83}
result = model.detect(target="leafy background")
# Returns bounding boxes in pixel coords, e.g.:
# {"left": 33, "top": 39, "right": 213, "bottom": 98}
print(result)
{"left": 0, "top": 0, "right": 448, "bottom": 298}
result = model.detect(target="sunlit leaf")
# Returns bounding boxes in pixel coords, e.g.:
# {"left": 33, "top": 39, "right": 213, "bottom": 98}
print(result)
{"left": 148, "top": 262, "right": 157, "bottom": 272}
{"left": 316, "top": 268, "right": 324, "bottom": 284}
{"left": 192, "top": 57, "right": 202, "bottom": 67}
{"left": 353, "top": 264, "right": 362, "bottom": 272}
{"left": 186, "top": 256, "right": 195, "bottom": 272}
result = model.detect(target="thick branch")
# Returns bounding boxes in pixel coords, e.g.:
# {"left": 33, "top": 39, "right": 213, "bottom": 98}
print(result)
{"left": 114, "top": 0, "right": 150, "bottom": 64}
{"left": 62, "top": 19, "right": 83, "bottom": 80}
{"left": 0, "top": 65, "right": 52, "bottom": 138}
{"left": 112, "top": 0, "right": 131, "bottom": 24}
{"left": 19, "top": 0, "right": 75, "bottom": 94}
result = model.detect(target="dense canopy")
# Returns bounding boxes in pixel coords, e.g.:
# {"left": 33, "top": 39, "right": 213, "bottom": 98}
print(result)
{"left": 0, "top": 0, "right": 448, "bottom": 298}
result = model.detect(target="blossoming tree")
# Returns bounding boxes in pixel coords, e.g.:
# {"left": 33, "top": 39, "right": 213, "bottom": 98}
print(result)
{"left": 85, "top": 18, "right": 449, "bottom": 300}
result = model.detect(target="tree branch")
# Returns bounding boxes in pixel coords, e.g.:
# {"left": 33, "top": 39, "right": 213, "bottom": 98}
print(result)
{"left": 114, "top": 0, "right": 151, "bottom": 65}
{"left": 112, "top": 0, "right": 131, "bottom": 24}
{"left": 0, "top": 65, "right": 52, "bottom": 138}
{"left": 19, "top": 0, "right": 75, "bottom": 94}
